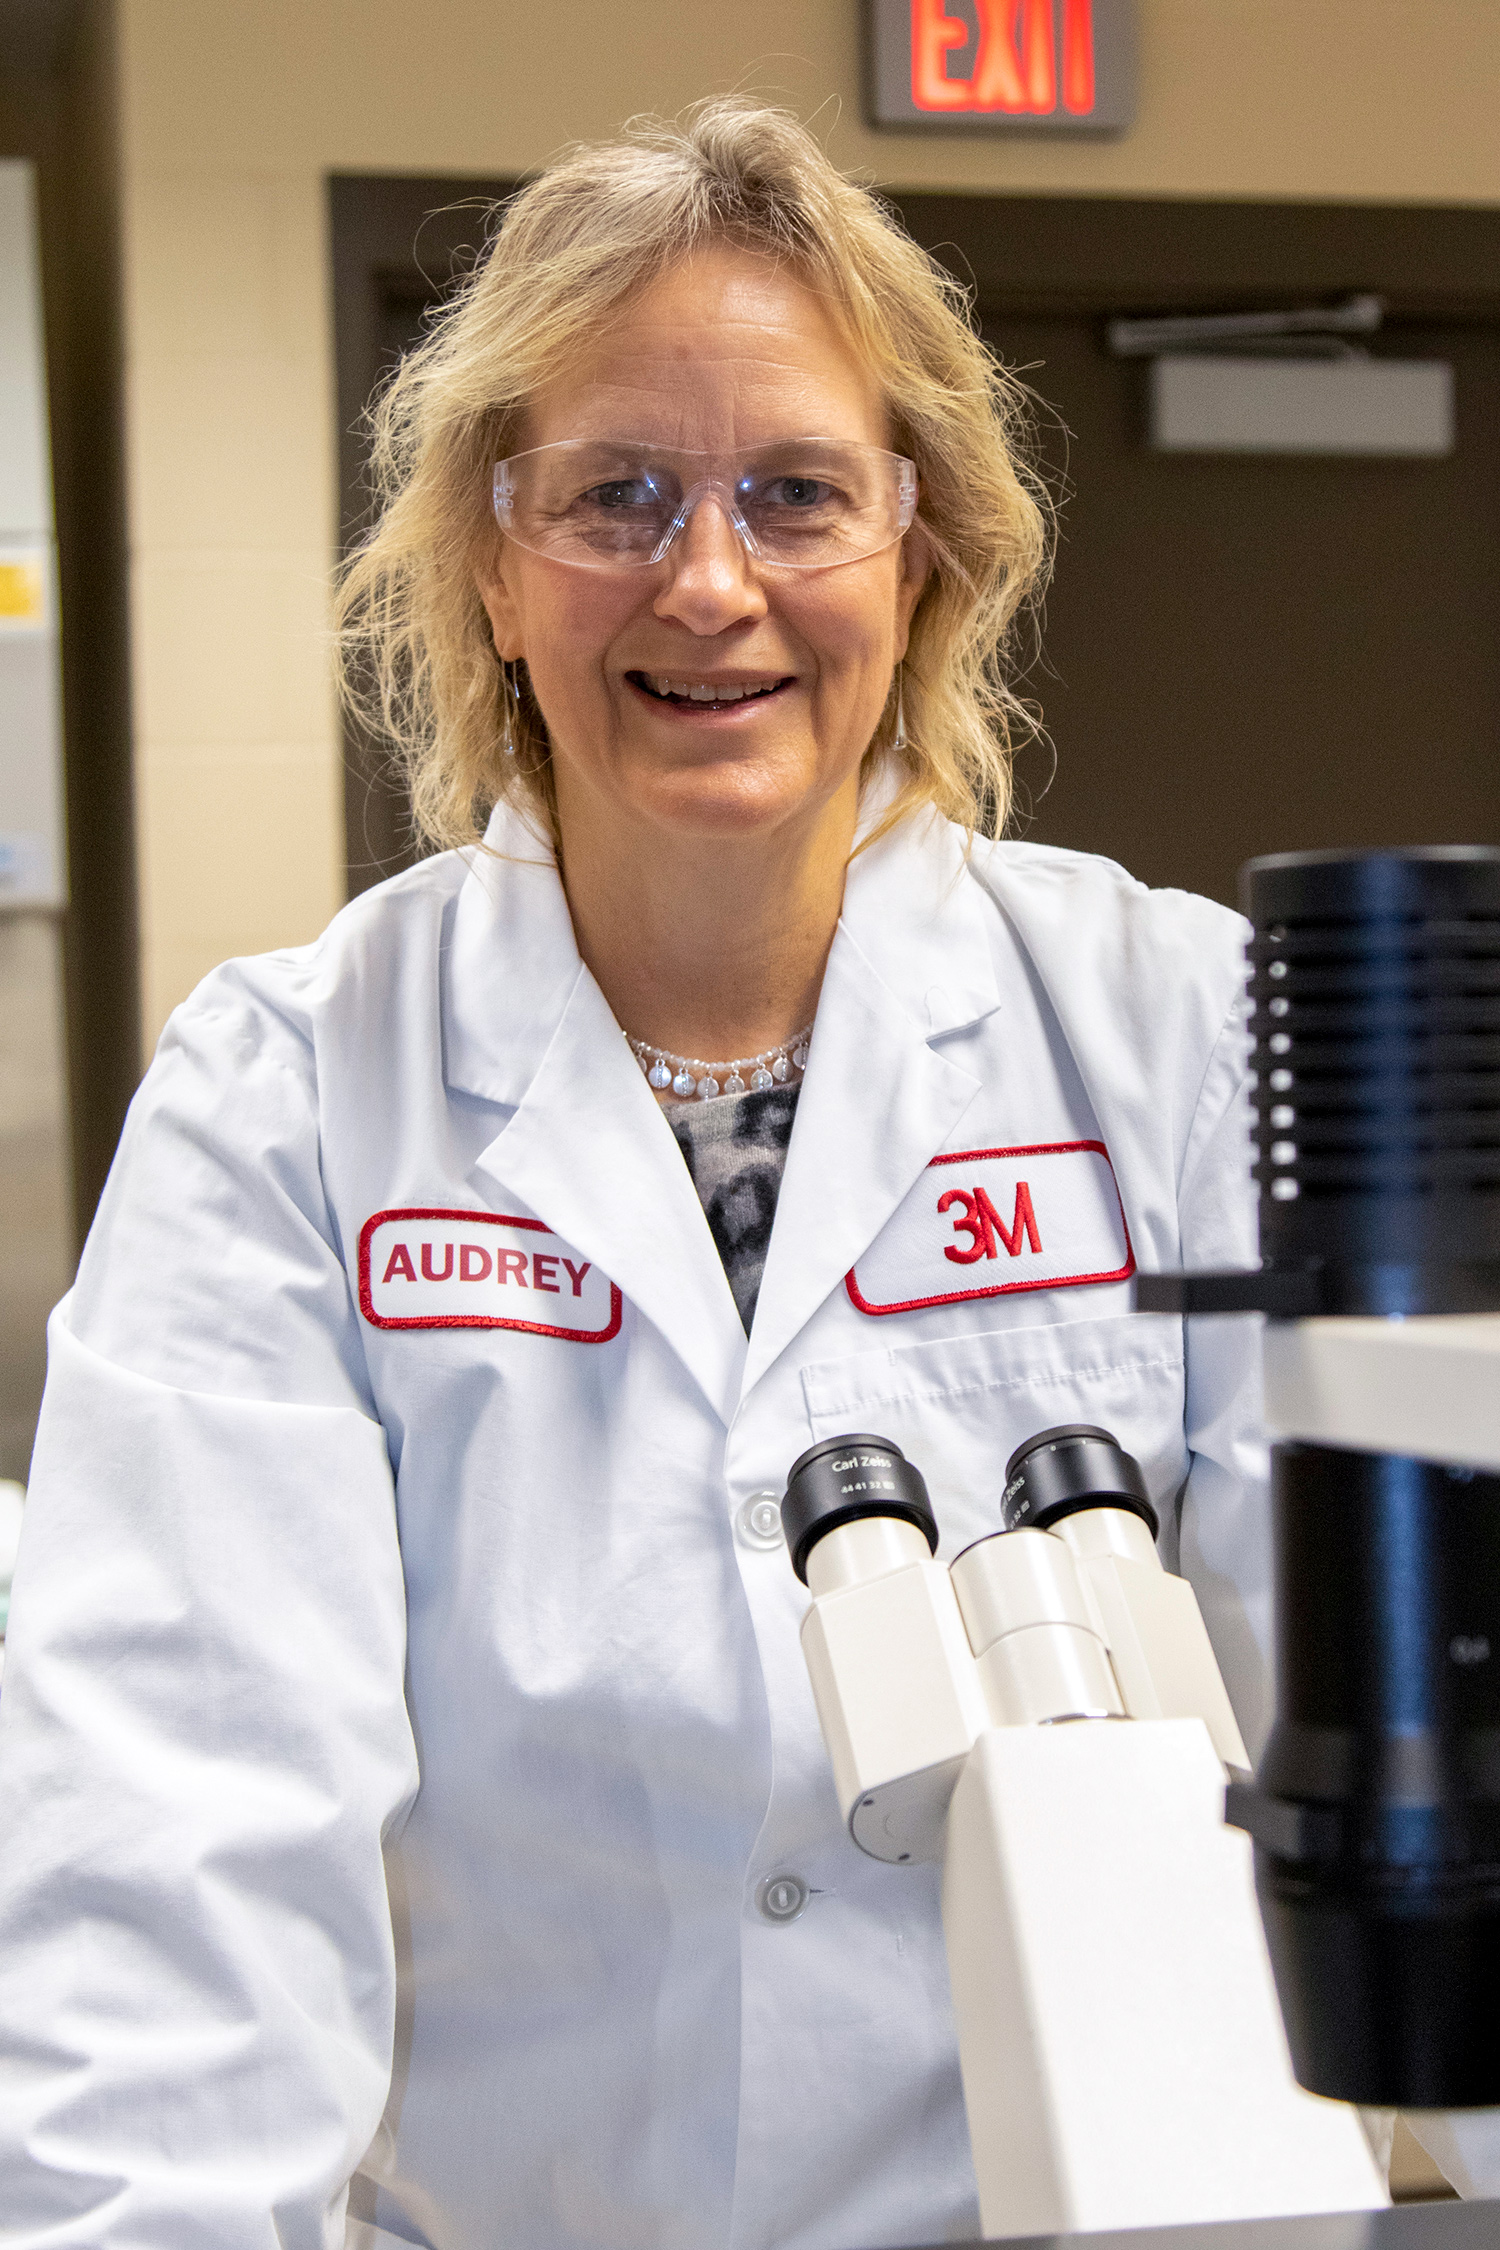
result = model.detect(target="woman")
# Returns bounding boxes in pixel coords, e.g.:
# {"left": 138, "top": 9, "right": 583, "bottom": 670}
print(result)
{"left": 0, "top": 103, "right": 1265, "bottom": 2249}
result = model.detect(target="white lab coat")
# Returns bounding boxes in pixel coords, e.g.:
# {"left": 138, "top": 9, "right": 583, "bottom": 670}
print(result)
{"left": 0, "top": 799, "right": 1267, "bottom": 2250}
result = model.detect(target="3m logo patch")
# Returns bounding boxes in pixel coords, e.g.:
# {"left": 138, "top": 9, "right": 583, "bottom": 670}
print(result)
{"left": 847, "top": 1141, "right": 1134, "bottom": 1317}
{"left": 359, "top": 1208, "right": 622, "bottom": 1341}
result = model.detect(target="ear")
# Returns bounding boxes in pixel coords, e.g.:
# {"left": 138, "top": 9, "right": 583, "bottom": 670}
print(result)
{"left": 892, "top": 520, "right": 934, "bottom": 661}
{"left": 476, "top": 560, "right": 527, "bottom": 663}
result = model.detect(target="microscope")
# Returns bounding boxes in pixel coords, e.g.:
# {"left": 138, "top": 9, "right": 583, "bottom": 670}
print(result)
{"left": 780, "top": 1424, "right": 1384, "bottom": 2239}
{"left": 781, "top": 847, "right": 1500, "bottom": 2240}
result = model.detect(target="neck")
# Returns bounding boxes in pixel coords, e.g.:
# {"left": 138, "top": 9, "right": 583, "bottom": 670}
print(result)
{"left": 555, "top": 781, "right": 858, "bottom": 1064}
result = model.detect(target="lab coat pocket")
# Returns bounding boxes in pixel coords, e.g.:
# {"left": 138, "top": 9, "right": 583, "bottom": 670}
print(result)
{"left": 799, "top": 1313, "right": 1187, "bottom": 1557}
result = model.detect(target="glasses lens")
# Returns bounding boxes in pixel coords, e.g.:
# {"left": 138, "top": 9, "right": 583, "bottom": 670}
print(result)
{"left": 734, "top": 442, "right": 900, "bottom": 567}
{"left": 501, "top": 444, "right": 682, "bottom": 564}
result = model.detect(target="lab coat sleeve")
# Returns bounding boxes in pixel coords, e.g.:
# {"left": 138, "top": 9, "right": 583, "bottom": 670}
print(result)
{"left": 0, "top": 966, "right": 421, "bottom": 2249}
{"left": 1171, "top": 993, "right": 1275, "bottom": 1758}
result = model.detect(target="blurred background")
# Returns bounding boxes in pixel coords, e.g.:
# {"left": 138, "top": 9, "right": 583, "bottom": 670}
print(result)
{"left": 2, "top": 0, "right": 1499, "bottom": 1496}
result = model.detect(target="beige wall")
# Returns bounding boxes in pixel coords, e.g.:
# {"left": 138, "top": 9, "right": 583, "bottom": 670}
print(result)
{"left": 119, "top": 0, "right": 1500, "bottom": 1050}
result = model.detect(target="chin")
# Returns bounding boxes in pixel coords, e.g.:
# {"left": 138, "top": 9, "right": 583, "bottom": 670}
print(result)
{"left": 632, "top": 729, "right": 870, "bottom": 839}
{"left": 635, "top": 757, "right": 832, "bottom": 841}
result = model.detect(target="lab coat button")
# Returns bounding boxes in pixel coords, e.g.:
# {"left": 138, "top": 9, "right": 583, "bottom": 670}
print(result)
{"left": 755, "top": 1873, "right": 809, "bottom": 1924}
{"left": 736, "top": 1492, "right": 784, "bottom": 1551}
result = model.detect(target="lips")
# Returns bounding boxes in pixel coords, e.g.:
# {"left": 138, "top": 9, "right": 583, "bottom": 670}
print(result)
{"left": 629, "top": 671, "right": 793, "bottom": 710}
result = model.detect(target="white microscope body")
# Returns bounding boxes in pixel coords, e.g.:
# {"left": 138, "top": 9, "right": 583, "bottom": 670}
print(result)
{"left": 782, "top": 1428, "right": 1387, "bottom": 2241}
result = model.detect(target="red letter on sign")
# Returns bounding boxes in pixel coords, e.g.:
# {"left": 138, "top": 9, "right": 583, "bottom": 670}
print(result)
{"left": 421, "top": 1242, "right": 454, "bottom": 1281}
{"left": 980, "top": 1181, "right": 1042, "bottom": 1257}
{"left": 532, "top": 1253, "right": 560, "bottom": 1294}
{"left": 910, "top": 0, "right": 973, "bottom": 108}
{"left": 562, "top": 1257, "right": 591, "bottom": 1297}
{"left": 1062, "top": 0, "right": 1095, "bottom": 113}
{"left": 939, "top": 1188, "right": 992, "bottom": 1262}
{"left": 382, "top": 1243, "right": 416, "bottom": 1283}
{"left": 496, "top": 1248, "right": 530, "bottom": 1285}
{"left": 973, "top": 0, "right": 1056, "bottom": 112}
{"left": 459, "top": 1243, "right": 493, "bottom": 1281}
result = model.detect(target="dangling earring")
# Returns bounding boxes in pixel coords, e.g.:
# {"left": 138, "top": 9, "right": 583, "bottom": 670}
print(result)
{"left": 500, "top": 661, "right": 519, "bottom": 758}
{"left": 893, "top": 664, "right": 907, "bottom": 754}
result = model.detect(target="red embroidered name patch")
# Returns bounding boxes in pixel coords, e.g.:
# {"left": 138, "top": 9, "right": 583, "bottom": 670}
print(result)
{"left": 846, "top": 1141, "right": 1134, "bottom": 1317}
{"left": 359, "top": 1208, "right": 622, "bottom": 1341}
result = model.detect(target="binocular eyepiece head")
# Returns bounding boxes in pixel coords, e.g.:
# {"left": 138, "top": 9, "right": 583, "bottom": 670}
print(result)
{"left": 781, "top": 1424, "right": 1158, "bottom": 1586}
{"left": 1002, "top": 1425, "right": 1159, "bottom": 1542}
{"left": 781, "top": 1435, "right": 938, "bottom": 1585}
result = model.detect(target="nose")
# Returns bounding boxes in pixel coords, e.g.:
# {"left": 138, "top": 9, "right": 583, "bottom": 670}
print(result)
{"left": 652, "top": 495, "right": 768, "bottom": 636}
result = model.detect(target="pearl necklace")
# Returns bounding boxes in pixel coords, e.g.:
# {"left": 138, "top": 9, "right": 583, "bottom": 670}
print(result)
{"left": 626, "top": 1022, "right": 814, "bottom": 1102}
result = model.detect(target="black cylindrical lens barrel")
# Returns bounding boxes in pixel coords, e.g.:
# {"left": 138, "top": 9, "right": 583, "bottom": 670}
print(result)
{"left": 1231, "top": 847, "right": 1500, "bottom": 2105}
{"left": 1243, "top": 846, "right": 1500, "bottom": 1314}
{"left": 1240, "top": 1441, "right": 1500, "bottom": 2106}
{"left": 781, "top": 1434, "right": 937, "bottom": 1585}
{"left": 1001, "top": 1424, "right": 1158, "bottom": 1540}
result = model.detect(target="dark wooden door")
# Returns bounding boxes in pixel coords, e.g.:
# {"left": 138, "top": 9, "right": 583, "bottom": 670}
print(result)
{"left": 973, "top": 306, "right": 1500, "bottom": 905}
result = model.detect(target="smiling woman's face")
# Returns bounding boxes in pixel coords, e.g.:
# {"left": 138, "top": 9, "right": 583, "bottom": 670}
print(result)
{"left": 477, "top": 245, "right": 929, "bottom": 852}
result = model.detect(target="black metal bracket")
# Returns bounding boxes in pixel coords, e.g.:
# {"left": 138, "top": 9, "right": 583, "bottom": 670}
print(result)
{"left": 1133, "top": 1269, "right": 1325, "bottom": 1318}
{"left": 1224, "top": 1774, "right": 1343, "bottom": 1862}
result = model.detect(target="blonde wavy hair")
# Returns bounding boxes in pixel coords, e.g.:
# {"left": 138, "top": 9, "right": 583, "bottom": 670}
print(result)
{"left": 336, "top": 99, "right": 1051, "bottom": 854}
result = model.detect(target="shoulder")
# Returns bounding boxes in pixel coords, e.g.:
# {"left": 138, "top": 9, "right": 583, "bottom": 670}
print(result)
{"left": 158, "top": 849, "right": 470, "bottom": 1078}
{"left": 964, "top": 833, "right": 1248, "bottom": 1033}
{"left": 968, "top": 833, "right": 1246, "bottom": 958}
{"left": 70, "top": 857, "right": 472, "bottom": 1395}
{"left": 103, "top": 850, "right": 470, "bottom": 1253}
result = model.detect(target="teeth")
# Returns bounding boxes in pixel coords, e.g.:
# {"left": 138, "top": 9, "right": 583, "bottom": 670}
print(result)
{"left": 644, "top": 675, "right": 779, "bottom": 702}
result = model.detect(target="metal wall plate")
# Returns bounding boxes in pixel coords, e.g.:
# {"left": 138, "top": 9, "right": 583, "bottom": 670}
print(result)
{"left": 1149, "top": 355, "right": 1455, "bottom": 458}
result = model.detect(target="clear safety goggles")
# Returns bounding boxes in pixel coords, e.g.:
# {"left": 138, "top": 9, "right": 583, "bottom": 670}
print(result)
{"left": 491, "top": 437, "right": 918, "bottom": 572}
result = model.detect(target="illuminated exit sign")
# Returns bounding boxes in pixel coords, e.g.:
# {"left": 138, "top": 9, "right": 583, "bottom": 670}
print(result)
{"left": 866, "top": 0, "right": 1134, "bottom": 132}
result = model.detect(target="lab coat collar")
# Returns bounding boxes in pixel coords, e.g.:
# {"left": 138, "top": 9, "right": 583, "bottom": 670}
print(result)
{"left": 838, "top": 790, "right": 1001, "bottom": 1041}
{"left": 970, "top": 844, "right": 1226, "bottom": 1245}
{"left": 741, "top": 807, "right": 1001, "bottom": 1393}
{"left": 448, "top": 801, "right": 748, "bottom": 1425}
{"left": 441, "top": 805, "right": 578, "bottom": 1111}
{"left": 443, "top": 796, "right": 1001, "bottom": 1421}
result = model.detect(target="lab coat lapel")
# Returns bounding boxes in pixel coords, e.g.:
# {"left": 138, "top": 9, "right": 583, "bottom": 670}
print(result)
{"left": 445, "top": 807, "right": 746, "bottom": 1427}
{"left": 974, "top": 850, "right": 1154, "bottom": 1176}
{"left": 970, "top": 843, "right": 1250, "bottom": 1264}
{"left": 481, "top": 972, "right": 748, "bottom": 1423}
{"left": 743, "top": 811, "right": 1001, "bottom": 1393}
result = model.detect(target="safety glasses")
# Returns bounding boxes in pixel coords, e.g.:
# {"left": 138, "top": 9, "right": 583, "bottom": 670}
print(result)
{"left": 491, "top": 437, "right": 918, "bottom": 572}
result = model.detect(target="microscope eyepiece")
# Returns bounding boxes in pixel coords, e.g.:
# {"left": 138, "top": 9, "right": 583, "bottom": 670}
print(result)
{"left": 1001, "top": 1424, "right": 1158, "bottom": 1541}
{"left": 781, "top": 1434, "right": 937, "bottom": 1585}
